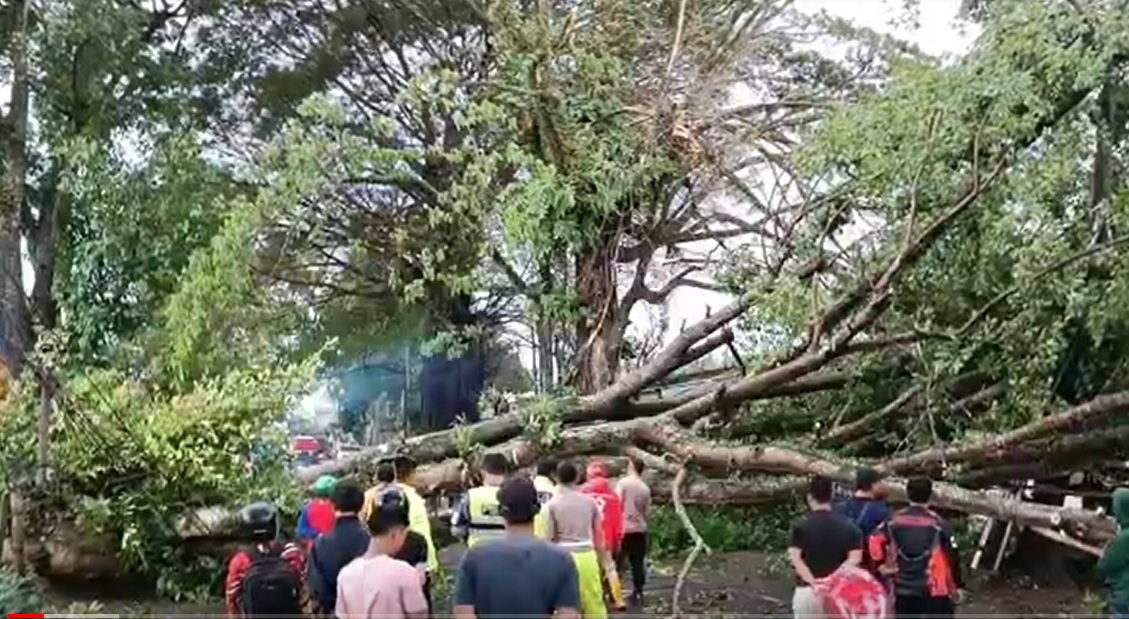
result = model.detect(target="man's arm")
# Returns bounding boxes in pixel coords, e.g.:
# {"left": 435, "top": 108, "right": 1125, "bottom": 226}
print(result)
{"left": 591, "top": 504, "right": 605, "bottom": 554}
{"left": 224, "top": 553, "right": 249, "bottom": 618}
{"left": 453, "top": 550, "right": 477, "bottom": 619}
{"left": 787, "top": 522, "right": 817, "bottom": 586}
{"left": 545, "top": 500, "right": 558, "bottom": 542}
{"left": 940, "top": 522, "right": 965, "bottom": 589}
{"left": 844, "top": 523, "right": 863, "bottom": 567}
{"left": 400, "top": 566, "right": 431, "bottom": 619}
{"left": 551, "top": 551, "right": 582, "bottom": 619}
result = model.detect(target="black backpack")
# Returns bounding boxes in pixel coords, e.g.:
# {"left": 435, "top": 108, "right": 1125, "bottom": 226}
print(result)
{"left": 239, "top": 546, "right": 303, "bottom": 618}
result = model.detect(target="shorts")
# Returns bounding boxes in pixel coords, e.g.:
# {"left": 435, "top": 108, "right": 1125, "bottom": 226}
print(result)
{"left": 571, "top": 549, "right": 609, "bottom": 619}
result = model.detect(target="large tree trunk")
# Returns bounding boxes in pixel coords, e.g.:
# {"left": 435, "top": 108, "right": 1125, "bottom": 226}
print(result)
{"left": 573, "top": 235, "right": 619, "bottom": 394}
{"left": 0, "top": 0, "right": 30, "bottom": 380}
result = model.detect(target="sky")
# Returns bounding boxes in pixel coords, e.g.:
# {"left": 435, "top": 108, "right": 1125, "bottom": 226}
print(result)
{"left": 645, "top": 0, "right": 977, "bottom": 353}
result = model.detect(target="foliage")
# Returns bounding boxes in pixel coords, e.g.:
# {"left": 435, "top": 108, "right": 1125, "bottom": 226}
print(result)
{"left": 647, "top": 503, "right": 800, "bottom": 558}
{"left": 0, "top": 568, "right": 39, "bottom": 615}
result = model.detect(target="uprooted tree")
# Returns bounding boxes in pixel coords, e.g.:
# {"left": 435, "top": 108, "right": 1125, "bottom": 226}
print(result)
{"left": 6, "top": 0, "right": 1129, "bottom": 595}
{"left": 296, "top": 0, "right": 1129, "bottom": 545}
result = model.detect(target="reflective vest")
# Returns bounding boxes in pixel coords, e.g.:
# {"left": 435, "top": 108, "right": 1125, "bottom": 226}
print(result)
{"left": 467, "top": 485, "right": 506, "bottom": 547}
{"left": 533, "top": 475, "right": 557, "bottom": 539}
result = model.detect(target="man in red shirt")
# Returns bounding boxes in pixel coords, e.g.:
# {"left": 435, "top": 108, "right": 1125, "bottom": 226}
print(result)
{"left": 584, "top": 460, "right": 627, "bottom": 610}
{"left": 224, "top": 502, "right": 311, "bottom": 618}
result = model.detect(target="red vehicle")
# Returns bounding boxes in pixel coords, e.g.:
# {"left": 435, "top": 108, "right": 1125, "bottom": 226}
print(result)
{"left": 292, "top": 435, "right": 326, "bottom": 467}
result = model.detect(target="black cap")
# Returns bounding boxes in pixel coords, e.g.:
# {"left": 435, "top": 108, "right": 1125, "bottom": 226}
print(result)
{"left": 856, "top": 467, "right": 881, "bottom": 490}
{"left": 498, "top": 475, "right": 540, "bottom": 524}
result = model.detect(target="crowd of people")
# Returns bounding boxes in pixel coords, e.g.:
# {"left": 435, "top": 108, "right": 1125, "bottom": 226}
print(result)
{"left": 221, "top": 453, "right": 1129, "bottom": 619}
{"left": 221, "top": 454, "right": 653, "bottom": 619}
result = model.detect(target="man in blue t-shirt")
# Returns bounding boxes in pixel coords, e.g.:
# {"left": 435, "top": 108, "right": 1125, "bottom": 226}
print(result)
{"left": 836, "top": 467, "right": 892, "bottom": 579}
{"left": 454, "top": 475, "right": 581, "bottom": 619}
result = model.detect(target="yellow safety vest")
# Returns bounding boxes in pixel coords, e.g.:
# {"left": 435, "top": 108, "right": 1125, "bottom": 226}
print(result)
{"left": 533, "top": 475, "right": 557, "bottom": 539}
{"left": 466, "top": 485, "right": 506, "bottom": 548}
{"left": 362, "top": 483, "right": 439, "bottom": 571}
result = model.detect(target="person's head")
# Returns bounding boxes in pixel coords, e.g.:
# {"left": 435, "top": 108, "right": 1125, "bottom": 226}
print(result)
{"left": 365, "top": 487, "right": 411, "bottom": 555}
{"left": 556, "top": 460, "right": 579, "bottom": 486}
{"left": 906, "top": 476, "right": 933, "bottom": 505}
{"left": 536, "top": 460, "right": 558, "bottom": 481}
{"left": 498, "top": 474, "right": 541, "bottom": 530}
{"left": 238, "top": 501, "right": 280, "bottom": 543}
{"left": 586, "top": 460, "right": 608, "bottom": 481}
{"left": 806, "top": 475, "right": 834, "bottom": 510}
{"left": 482, "top": 452, "right": 510, "bottom": 484}
{"left": 628, "top": 456, "right": 645, "bottom": 476}
{"left": 312, "top": 475, "right": 338, "bottom": 498}
{"left": 332, "top": 480, "right": 365, "bottom": 515}
{"left": 855, "top": 467, "right": 880, "bottom": 495}
{"left": 375, "top": 462, "right": 397, "bottom": 485}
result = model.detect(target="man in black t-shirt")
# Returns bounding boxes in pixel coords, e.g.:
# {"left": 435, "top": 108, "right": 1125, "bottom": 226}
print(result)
{"left": 788, "top": 476, "right": 863, "bottom": 619}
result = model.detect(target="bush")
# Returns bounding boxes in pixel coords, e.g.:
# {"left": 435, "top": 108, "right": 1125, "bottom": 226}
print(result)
{"left": 0, "top": 568, "right": 39, "bottom": 615}
{"left": 647, "top": 502, "right": 801, "bottom": 557}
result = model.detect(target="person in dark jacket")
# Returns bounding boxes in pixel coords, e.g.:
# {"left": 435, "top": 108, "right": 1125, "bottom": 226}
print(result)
{"left": 836, "top": 467, "right": 891, "bottom": 537}
{"left": 309, "top": 481, "right": 369, "bottom": 616}
{"left": 868, "top": 476, "right": 964, "bottom": 619}
{"left": 1098, "top": 487, "right": 1129, "bottom": 617}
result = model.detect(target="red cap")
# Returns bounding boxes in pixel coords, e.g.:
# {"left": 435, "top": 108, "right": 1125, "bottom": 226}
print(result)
{"left": 586, "top": 461, "right": 608, "bottom": 479}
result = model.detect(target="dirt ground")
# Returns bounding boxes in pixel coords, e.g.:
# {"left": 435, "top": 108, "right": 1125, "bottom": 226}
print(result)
{"left": 45, "top": 546, "right": 1101, "bottom": 617}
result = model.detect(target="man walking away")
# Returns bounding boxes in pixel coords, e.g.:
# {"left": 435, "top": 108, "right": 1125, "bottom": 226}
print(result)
{"left": 309, "top": 481, "right": 368, "bottom": 616}
{"left": 837, "top": 467, "right": 891, "bottom": 577}
{"left": 788, "top": 476, "right": 863, "bottom": 619}
{"left": 362, "top": 462, "right": 439, "bottom": 575}
{"left": 298, "top": 475, "right": 338, "bottom": 550}
{"left": 451, "top": 453, "right": 510, "bottom": 547}
{"left": 454, "top": 475, "right": 580, "bottom": 619}
{"left": 546, "top": 460, "right": 608, "bottom": 619}
{"left": 583, "top": 461, "right": 627, "bottom": 611}
{"left": 534, "top": 460, "right": 559, "bottom": 539}
{"left": 868, "top": 476, "right": 963, "bottom": 619}
{"left": 224, "top": 501, "right": 310, "bottom": 619}
{"left": 615, "top": 456, "right": 651, "bottom": 607}
{"left": 1100, "top": 488, "right": 1129, "bottom": 618}
{"left": 335, "top": 485, "right": 429, "bottom": 619}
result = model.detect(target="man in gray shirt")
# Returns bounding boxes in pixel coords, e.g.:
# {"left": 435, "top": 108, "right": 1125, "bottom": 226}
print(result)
{"left": 454, "top": 475, "right": 581, "bottom": 619}
{"left": 615, "top": 455, "right": 652, "bottom": 606}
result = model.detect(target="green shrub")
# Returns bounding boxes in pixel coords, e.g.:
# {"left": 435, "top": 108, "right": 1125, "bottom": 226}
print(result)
{"left": 647, "top": 502, "right": 801, "bottom": 557}
{"left": 0, "top": 568, "right": 39, "bottom": 615}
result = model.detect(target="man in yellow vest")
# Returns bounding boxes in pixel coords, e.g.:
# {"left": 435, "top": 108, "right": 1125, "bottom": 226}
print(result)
{"left": 362, "top": 461, "right": 439, "bottom": 573}
{"left": 451, "top": 453, "right": 510, "bottom": 548}
{"left": 533, "top": 460, "right": 558, "bottom": 539}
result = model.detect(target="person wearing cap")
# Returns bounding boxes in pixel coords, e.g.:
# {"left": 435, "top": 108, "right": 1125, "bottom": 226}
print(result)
{"left": 582, "top": 460, "right": 627, "bottom": 611}
{"left": 454, "top": 475, "right": 580, "bottom": 619}
{"left": 545, "top": 460, "right": 608, "bottom": 619}
{"left": 336, "top": 484, "right": 430, "bottom": 619}
{"left": 298, "top": 475, "right": 338, "bottom": 548}
{"left": 363, "top": 462, "right": 440, "bottom": 574}
{"left": 309, "top": 481, "right": 369, "bottom": 616}
{"left": 451, "top": 452, "right": 511, "bottom": 548}
{"left": 534, "top": 460, "right": 559, "bottom": 540}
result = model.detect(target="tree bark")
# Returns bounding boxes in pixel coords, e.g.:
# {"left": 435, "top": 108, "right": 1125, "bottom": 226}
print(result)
{"left": 0, "top": 0, "right": 30, "bottom": 380}
{"left": 573, "top": 236, "right": 619, "bottom": 394}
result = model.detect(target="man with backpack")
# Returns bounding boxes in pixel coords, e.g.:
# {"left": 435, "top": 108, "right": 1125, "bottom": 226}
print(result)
{"left": 309, "top": 481, "right": 369, "bottom": 616}
{"left": 788, "top": 476, "right": 863, "bottom": 619}
{"left": 867, "top": 476, "right": 964, "bottom": 619}
{"left": 224, "top": 501, "right": 310, "bottom": 619}
{"left": 836, "top": 468, "right": 891, "bottom": 577}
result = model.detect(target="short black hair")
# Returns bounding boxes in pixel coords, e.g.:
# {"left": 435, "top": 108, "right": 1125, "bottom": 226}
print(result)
{"left": 807, "top": 475, "right": 834, "bottom": 504}
{"left": 332, "top": 480, "right": 365, "bottom": 513}
{"left": 536, "top": 460, "right": 558, "bottom": 478}
{"left": 906, "top": 476, "right": 933, "bottom": 504}
{"left": 366, "top": 486, "right": 410, "bottom": 534}
{"left": 376, "top": 463, "right": 396, "bottom": 484}
{"left": 557, "top": 460, "right": 579, "bottom": 485}
{"left": 498, "top": 475, "right": 540, "bottom": 525}
{"left": 856, "top": 467, "right": 880, "bottom": 491}
{"left": 482, "top": 453, "right": 510, "bottom": 476}
{"left": 629, "top": 456, "right": 645, "bottom": 473}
